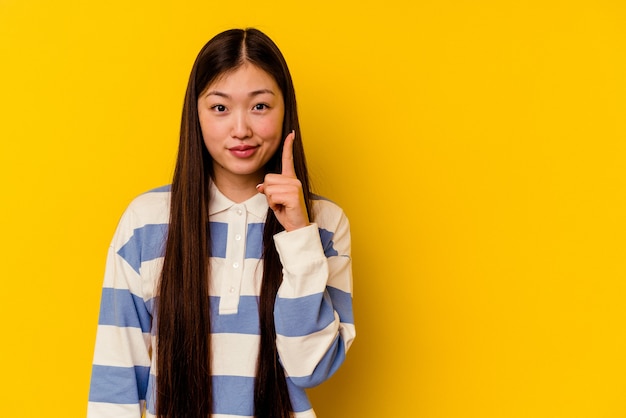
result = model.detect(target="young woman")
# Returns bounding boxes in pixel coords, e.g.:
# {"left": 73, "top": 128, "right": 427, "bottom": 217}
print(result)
{"left": 88, "top": 28, "right": 355, "bottom": 418}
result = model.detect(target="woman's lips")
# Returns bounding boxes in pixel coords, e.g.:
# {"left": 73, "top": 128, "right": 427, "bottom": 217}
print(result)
{"left": 229, "top": 145, "right": 258, "bottom": 158}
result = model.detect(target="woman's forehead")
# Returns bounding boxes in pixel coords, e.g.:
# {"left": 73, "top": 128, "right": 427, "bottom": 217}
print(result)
{"left": 202, "top": 63, "right": 281, "bottom": 97}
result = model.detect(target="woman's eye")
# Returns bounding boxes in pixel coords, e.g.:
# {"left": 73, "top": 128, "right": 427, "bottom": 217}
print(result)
{"left": 211, "top": 104, "right": 227, "bottom": 112}
{"left": 254, "top": 103, "right": 269, "bottom": 111}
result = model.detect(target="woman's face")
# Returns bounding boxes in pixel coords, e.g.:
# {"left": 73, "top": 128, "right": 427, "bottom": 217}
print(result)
{"left": 198, "top": 63, "right": 284, "bottom": 187}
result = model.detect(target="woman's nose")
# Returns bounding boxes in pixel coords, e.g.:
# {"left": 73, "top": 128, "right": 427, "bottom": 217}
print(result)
{"left": 231, "top": 111, "right": 252, "bottom": 139}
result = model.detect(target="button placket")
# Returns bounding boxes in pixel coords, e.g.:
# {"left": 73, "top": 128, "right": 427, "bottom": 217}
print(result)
{"left": 218, "top": 204, "right": 247, "bottom": 314}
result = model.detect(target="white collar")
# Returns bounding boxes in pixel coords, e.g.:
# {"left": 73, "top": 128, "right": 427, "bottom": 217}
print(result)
{"left": 208, "top": 180, "right": 269, "bottom": 218}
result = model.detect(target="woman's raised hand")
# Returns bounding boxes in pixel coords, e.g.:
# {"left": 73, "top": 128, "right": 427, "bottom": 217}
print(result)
{"left": 256, "top": 131, "right": 310, "bottom": 232}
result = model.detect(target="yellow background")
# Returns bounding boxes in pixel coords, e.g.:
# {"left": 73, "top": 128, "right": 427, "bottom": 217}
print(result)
{"left": 1, "top": 0, "right": 625, "bottom": 417}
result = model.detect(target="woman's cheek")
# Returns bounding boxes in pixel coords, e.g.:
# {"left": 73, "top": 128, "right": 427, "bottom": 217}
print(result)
{"left": 256, "top": 116, "right": 284, "bottom": 141}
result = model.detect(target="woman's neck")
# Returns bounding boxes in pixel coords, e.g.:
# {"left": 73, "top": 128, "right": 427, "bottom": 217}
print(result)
{"left": 211, "top": 172, "right": 263, "bottom": 203}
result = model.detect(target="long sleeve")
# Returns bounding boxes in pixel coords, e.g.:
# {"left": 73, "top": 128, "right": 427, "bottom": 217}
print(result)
{"left": 88, "top": 204, "right": 158, "bottom": 418}
{"left": 272, "top": 201, "right": 355, "bottom": 388}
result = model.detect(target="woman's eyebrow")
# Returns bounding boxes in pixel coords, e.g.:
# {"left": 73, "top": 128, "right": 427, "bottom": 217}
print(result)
{"left": 249, "top": 89, "right": 275, "bottom": 97}
{"left": 206, "top": 90, "right": 230, "bottom": 98}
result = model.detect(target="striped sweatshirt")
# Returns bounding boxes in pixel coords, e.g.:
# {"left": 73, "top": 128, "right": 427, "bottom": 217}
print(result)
{"left": 88, "top": 183, "right": 355, "bottom": 418}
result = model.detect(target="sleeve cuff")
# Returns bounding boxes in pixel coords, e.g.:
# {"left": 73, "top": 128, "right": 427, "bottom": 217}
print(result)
{"left": 273, "top": 223, "right": 329, "bottom": 297}
{"left": 273, "top": 223, "right": 326, "bottom": 267}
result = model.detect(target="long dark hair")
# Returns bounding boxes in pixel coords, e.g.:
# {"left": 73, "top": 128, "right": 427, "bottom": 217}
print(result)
{"left": 157, "top": 28, "right": 312, "bottom": 418}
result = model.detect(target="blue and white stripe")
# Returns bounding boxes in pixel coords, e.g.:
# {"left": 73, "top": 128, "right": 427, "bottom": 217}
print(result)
{"left": 88, "top": 184, "right": 355, "bottom": 418}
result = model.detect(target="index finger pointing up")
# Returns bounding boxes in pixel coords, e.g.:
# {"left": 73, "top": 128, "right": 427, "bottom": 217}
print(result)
{"left": 281, "top": 130, "right": 296, "bottom": 178}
